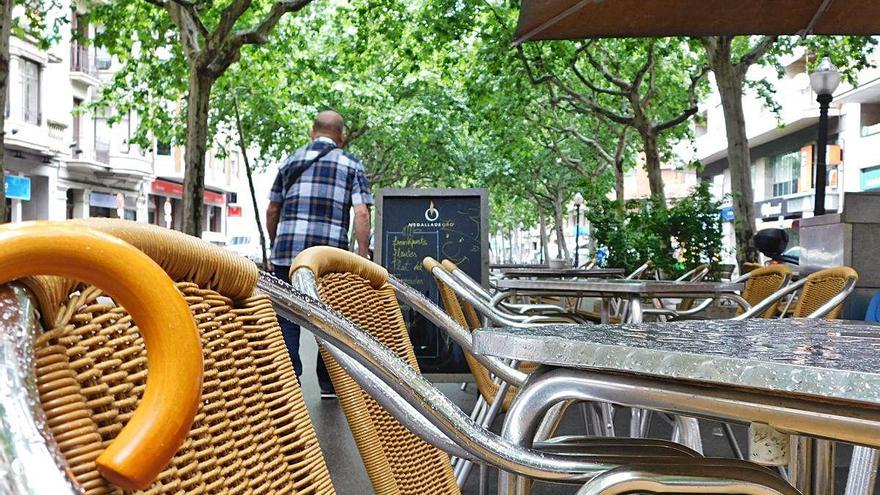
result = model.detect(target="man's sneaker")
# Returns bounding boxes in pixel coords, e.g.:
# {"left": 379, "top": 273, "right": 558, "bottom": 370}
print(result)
{"left": 319, "top": 385, "right": 337, "bottom": 400}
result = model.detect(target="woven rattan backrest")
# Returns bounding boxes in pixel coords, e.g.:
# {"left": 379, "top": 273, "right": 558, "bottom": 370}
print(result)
{"left": 793, "top": 266, "right": 859, "bottom": 319}
{"left": 27, "top": 220, "right": 333, "bottom": 495}
{"left": 738, "top": 265, "right": 791, "bottom": 318}
{"left": 423, "top": 258, "right": 514, "bottom": 411}
{"left": 312, "top": 270, "right": 460, "bottom": 495}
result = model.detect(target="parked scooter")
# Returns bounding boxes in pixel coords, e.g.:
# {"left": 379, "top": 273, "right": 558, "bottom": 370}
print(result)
{"left": 753, "top": 228, "right": 799, "bottom": 265}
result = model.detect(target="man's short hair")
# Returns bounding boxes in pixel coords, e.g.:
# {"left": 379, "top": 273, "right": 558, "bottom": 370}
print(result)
{"left": 312, "top": 110, "right": 345, "bottom": 135}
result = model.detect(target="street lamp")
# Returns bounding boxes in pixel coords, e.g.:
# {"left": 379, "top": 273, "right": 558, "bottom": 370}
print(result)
{"left": 573, "top": 192, "right": 584, "bottom": 267}
{"left": 809, "top": 56, "right": 840, "bottom": 216}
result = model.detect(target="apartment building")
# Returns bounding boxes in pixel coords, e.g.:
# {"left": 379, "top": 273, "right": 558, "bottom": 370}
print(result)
{"left": 696, "top": 51, "right": 880, "bottom": 259}
{"left": 3, "top": 5, "right": 250, "bottom": 239}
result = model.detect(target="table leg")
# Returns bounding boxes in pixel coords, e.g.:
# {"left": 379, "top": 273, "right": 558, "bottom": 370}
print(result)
{"left": 789, "top": 436, "right": 835, "bottom": 495}
{"left": 600, "top": 297, "right": 610, "bottom": 324}
{"left": 812, "top": 439, "right": 835, "bottom": 495}
{"left": 628, "top": 296, "right": 642, "bottom": 323}
{"left": 845, "top": 447, "right": 879, "bottom": 495}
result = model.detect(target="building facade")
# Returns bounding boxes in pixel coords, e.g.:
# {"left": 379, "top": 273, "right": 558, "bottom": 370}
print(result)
{"left": 696, "top": 51, "right": 880, "bottom": 261}
{"left": 3, "top": 4, "right": 251, "bottom": 239}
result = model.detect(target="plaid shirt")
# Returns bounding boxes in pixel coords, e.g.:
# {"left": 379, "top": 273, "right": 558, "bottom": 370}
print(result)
{"left": 269, "top": 136, "right": 373, "bottom": 266}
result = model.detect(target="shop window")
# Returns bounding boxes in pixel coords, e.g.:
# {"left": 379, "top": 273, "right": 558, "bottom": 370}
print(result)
{"left": 861, "top": 103, "right": 880, "bottom": 137}
{"left": 772, "top": 151, "right": 801, "bottom": 197}
{"left": 21, "top": 58, "right": 40, "bottom": 125}
{"left": 89, "top": 206, "right": 116, "bottom": 218}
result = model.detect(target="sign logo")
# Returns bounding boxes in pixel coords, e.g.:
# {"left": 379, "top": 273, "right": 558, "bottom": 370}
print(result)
{"left": 424, "top": 201, "right": 439, "bottom": 222}
{"left": 760, "top": 201, "right": 783, "bottom": 218}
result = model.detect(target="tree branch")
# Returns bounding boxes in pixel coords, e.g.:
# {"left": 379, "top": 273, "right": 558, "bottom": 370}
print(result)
{"left": 231, "top": 0, "right": 314, "bottom": 47}
{"left": 515, "top": 45, "right": 555, "bottom": 85}
{"left": 653, "top": 65, "right": 709, "bottom": 132}
{"left": 632, "top": 41, "right": 655, "bottom": 89}
{"left": 166, "top": 2, "right": 204, "bottom": 59}
{"left": 736, "top": 35, "right": 777, "bottom": 75}
{"left": 570, "top": 50, "right": 628, "bottom": 97}
{"left": 581, "top": 42, "right": 632, "bottom": 91}
{"left": 214, "top": 0, "right": 254, "bottom": 46}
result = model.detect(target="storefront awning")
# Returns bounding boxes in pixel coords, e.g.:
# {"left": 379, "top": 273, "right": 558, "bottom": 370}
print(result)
{"left": 514, "top": 0, "right": 880, "bottom": 44}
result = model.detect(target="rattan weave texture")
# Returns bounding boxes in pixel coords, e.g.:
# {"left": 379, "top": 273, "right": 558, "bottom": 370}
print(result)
{"left": 32, "top": 280, "right": 334, "bottom": 495}
{"left": 794, "top": 267, "right": 858, "bottom": 319}
{"left": 315, "top": 271, "right": 460, "bottom": 495}
{"left": 738, "top": 265, "right": 791, "bottom": 318}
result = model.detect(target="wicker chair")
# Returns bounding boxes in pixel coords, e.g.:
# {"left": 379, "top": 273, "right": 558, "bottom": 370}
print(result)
{"left": 1, "top": 219, "right": 334, "bottom": 494}
{"left": 424, "top": 257, "right": 520, "bottom": 415}
{"left": 291, "top": 249, "right": 460, "bottom": 495}
{"left": 736, "top": 266, "right": 859, "bottom": 320}
{"left": 285, "top": 246, "right": 798, "bottom": 495}
{"left": 736, "top": 264, "right": 792, "bottom": 318}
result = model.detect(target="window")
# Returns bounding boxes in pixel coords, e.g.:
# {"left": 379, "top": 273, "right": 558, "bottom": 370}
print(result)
{"left": 21, "top": 59, "right": 40, "bottom": 125}
{"left": 861, "top": 103, "right": 880, "bottom": 137}
{"left": 772, "top": 150, "right": 801, "bottom": 197}
{"left": 156, "top": 140, "right": 171, "bottom": 156}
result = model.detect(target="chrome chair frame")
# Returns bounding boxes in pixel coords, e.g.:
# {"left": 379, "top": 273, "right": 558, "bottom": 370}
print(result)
{"left": 0, "top": 285, "right": 81, "bottom": 495}
{"left": 733, "top": 274, "right": 858, "bottom": 321}
{"left": 447, "top": 264, "right": 574, "bottom": 317}
{"left": 260, "top": 271, "right": 801, "bottom": 495}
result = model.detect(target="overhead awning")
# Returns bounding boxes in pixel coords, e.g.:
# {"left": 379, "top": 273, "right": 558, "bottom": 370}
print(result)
{"left": 514, "top": 0, "right": 880, "bottom": 44}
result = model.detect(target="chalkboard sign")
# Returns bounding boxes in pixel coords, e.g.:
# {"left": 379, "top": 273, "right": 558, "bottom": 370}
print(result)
{"left": 376, "top": 188, "right": 489, "bottom": 374}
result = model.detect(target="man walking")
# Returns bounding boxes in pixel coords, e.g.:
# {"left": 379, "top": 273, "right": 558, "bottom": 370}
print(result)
{"left": 267, "top": 110, "right": 373, "bottom": 398}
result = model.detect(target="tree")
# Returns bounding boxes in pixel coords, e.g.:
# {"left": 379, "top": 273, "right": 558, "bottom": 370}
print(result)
{"left": 699, "top": 35, "right": 876, "bottom": 266}
{"left": 92, "top": 0, "right": 315, "bottom": 235}
{"left": 518, "top": 38, "right": 708, "bottom": 204}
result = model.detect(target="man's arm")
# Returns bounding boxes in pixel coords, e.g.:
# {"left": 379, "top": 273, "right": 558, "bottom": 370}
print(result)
{"left": 267, "top": 201, "right": 282, "bottom": 246}
{"left": 353, "top": 204, "right": 371, "bottom": 258}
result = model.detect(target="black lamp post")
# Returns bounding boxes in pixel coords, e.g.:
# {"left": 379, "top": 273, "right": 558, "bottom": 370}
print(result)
{"left": 573, "top": 192, "right": 584, "bottom": 267}
{"left": 809, "top": 57, "right": 840, "bottom": 217}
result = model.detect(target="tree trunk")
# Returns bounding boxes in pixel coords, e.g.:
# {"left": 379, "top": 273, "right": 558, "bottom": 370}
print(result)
{"left": 181, "top": 69, "right": 214, "bottom": 236}
{"left": 552, "top": 195, "right": 570, "bottom": 260}
{"left": 538, "top": 206, "right": 549, "bottom": 264}
{"left": 614, "top": 160, "right": 625, "bottom": 203}
{"left": 641, "top": 130, "right": 666, "bottom": 204}
{"left": 232, "top": 96, "right": 269, "bottom": 270}
{"left": 711, "top": 49, "right": 759, "bottom": 265}
{"left": 0, "top": 0, "right": 12, "bottom": 224}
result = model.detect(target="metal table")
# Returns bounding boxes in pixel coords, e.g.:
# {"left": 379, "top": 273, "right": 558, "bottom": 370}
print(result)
{"left": 474, "top": 319, "right": 880, "bottom": 495}
{"left": 500, "top": 267, "right": 625, "bottom": 279}
{"left": 493, "top": 278, "right": 744, "bottom": 323}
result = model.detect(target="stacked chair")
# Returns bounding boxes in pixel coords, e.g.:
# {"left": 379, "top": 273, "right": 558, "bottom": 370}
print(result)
{"left": 0, "top": 220, "right": 803, "bottom": 495}
{"left": 285, "top": 245, "right": 799, "bottom": 495}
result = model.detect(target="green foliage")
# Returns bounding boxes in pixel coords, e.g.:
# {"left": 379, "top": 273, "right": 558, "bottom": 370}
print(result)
{"left": 588, "top": 182, "right": 723, "bottom": 277}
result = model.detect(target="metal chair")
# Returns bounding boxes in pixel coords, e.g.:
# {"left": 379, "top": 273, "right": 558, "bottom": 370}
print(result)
{"left": 735, "top": 266, "right": 859, "bottom": 320}
{"left": 1, "top": 219, "right": 334, "bottom": 494}
{"left": 282, "top": 246, "right": 798, "bottom": 495}
{"left": 440, "top": 259, "right": 584, "bottom": 321}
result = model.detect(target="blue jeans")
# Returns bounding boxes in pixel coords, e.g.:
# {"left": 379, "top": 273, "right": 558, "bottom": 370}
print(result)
{"left": 273, "top": 265, "right": 333, "bottom": 390}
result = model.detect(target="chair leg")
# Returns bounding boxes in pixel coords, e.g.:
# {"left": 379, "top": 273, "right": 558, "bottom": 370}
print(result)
{"left": 844, "top": 447, "right": 879, "bottom": 495}
{"left": 671, "top": 416, "right": 703, "bottom": 455}
{"left": 723, "top": 422, "right": 745, "bottom": 460}
{"left": 457, "top": 383, "right": 509, "bottom": 487}
{"left": 600, "top": 403, "right": 616, "bottom": 437}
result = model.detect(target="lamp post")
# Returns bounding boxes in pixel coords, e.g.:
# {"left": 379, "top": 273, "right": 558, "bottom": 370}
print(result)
{"left": 573, "top": 192, "right": 584, "bottom": 267}
{"left": 809, "top": 57, "right": 840, "bottom": 217}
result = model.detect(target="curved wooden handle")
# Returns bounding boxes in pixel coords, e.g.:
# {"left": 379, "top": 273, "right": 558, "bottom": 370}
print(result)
{"left": 0, "top": 222, "right": 203, "bottom": 490}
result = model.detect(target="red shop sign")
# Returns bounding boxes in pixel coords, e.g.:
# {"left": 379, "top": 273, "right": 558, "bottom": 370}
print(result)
{"left": 227, "top": 205, "right": 242, "bottom": 217}
{"left": 152, "top": 179, "right": 227, "bottom": 206}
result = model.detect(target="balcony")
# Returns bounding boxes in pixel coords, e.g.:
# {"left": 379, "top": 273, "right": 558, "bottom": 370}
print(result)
{"left": 69, "top": 45, "right": 100, "bottom": 87}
